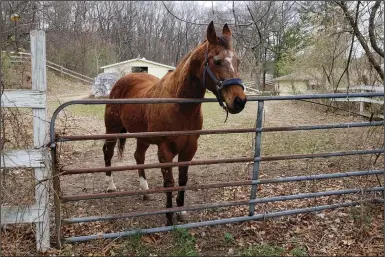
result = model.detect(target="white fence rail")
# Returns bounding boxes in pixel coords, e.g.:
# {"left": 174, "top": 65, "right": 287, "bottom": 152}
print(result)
{"left": 1, "top": 31, "right": 50, "bottom": 252}
{"left": 3, "top": 51, "right": 94, "bottom": 84}
{"left": 334, "top": 85, "right": 384, "bottom": 115}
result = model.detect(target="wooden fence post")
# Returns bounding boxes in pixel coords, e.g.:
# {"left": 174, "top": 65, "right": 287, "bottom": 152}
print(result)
{"left": 31, "top": 30, "right": 50, "bottom": 252}
{"left": 1, "top": 30, "right": 50, "bottom": 253}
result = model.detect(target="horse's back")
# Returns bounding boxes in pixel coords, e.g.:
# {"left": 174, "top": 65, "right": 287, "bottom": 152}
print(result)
{"left": 105, "top": 73, "right": 159, "bottom": 133}
{"left": 109, "top": 73, "right": 159, "bottom": 99}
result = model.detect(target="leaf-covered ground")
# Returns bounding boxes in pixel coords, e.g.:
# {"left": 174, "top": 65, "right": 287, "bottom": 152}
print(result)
{"left": 1, "top": 75, "right": 383, "bottom": 256}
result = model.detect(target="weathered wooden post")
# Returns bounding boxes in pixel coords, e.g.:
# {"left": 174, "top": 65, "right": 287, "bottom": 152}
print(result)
{"left": 31, "top": 29, "right": 50, "bottom": 252}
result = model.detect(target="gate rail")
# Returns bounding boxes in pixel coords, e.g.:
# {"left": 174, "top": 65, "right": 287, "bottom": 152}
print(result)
{"left": 50, "top": 92, "right": 384, "bottom": 247}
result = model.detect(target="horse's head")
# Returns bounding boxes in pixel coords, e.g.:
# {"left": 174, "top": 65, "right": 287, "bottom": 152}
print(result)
{"left": 202, "top": 21, "right": 246, "bottom": 114}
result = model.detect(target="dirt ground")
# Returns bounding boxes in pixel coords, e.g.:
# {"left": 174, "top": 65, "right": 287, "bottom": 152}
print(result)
{"left": 1, "top": 74, "right": 384, "bottom": 256}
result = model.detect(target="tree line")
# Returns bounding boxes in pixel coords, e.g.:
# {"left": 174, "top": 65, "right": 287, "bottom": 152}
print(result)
{"left": 1, "top": 1, "right": 383, "bottom": 89}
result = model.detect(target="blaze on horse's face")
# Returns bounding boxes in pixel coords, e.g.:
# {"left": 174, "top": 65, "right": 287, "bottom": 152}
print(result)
{"left": 205, "top": 22, "right": 247, "bottom": 114}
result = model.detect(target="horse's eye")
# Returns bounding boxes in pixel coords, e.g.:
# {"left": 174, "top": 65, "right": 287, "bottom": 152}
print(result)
{"left": 213, "top": 56, "right": 222, "bottom": 66}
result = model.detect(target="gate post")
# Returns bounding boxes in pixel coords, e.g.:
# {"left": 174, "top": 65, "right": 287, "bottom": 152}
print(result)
{"left": 249, "top": 101, "right": 264, "bottom": 216}
{"left": 51, "top": 142, "right": 62, "bottom": 248}
{"left": 31, "top": 30, "right": 50, "bottom": 252}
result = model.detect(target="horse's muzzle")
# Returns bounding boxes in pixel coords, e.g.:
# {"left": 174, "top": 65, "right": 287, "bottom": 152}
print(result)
{"left": 229, "top": 96, "right": 247, "bottom": 114}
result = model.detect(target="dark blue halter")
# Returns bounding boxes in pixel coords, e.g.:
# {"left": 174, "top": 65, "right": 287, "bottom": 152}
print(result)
{"left": 202, "top": 44, "right": 245, "bottom": 111}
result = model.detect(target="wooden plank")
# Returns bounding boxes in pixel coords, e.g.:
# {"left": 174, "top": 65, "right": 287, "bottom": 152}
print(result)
{"left": 245, "top": 86, "right": 260, "bottom": 94}
{"left": 333, "top": 97, "right": 384, "bottom": 104}
{"left": 3, "top": 50, "right": 93, "bottom": 82}
{"left": 1, "top": 90, "right": 46, "bottom": 108}
{"left": 1, "top": 149, "right": 44, "bottom": 168}
{"left": 1, "top": 205, "right": 44, "bottom": 224}
{"left": 46, "top": 60, "right": 93, "bottom": 80}
{"left": 1, "top": 51, "right": 31, "bottom": 56}
{"left": 31, "top": 29, "right": 50, "bottom": 252}
{"left": 47, "top": 64, "right": 93, "bottom": 84}
{"left": 31, "top": 31, "right": 46, "bottom": 92}
{"left": 338, "top": 86, "right": 384, "bottom": 92}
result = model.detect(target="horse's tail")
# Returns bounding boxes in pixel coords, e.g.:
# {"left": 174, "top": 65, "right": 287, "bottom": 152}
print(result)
{"left": 117, "top": 127, "right": 127, "bottom": 159}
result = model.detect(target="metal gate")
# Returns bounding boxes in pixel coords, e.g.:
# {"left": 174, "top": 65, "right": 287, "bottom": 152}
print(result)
{"left": 49, "top": 92, "right": 384, "bottom": 247}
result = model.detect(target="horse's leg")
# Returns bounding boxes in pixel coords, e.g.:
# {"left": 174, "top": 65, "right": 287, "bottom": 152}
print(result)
{"left": 134, "top": 139, "right": 152, "bottom": 201}
{"left": 157, "top": 143, "right": 177, "bottom": 226}
{"left": 176, "top": 139, "right": 198, "bottom": 222}
{"left": 103, "top": 139, "right": 117, "bottom": 192}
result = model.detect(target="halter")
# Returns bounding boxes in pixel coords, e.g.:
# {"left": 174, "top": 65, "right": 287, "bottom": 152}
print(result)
{"left": 202, "top": 44, "right": 245, "bottom": 113}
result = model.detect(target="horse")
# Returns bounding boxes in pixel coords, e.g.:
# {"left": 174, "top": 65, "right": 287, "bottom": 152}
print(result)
{"left": 103, "top": 21, "right": 247, "bottom": 225}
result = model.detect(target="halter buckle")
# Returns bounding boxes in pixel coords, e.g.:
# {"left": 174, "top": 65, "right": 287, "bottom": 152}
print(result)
{"left": 216, "top": 81, "right": 224, "bottom": 90}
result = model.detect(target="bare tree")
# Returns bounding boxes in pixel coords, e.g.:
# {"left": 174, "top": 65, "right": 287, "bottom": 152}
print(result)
{"left": 335, "top": 1, "right": 384, "bottom": 81}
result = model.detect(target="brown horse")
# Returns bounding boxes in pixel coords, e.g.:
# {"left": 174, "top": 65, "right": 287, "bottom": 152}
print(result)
{"left": 103, "top": 21, "right": 247, "bottom": 225}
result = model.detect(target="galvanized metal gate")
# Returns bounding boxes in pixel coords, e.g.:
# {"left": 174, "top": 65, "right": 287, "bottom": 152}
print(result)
{"left": 49, "top": 92, "right": 384, "bottom": 247}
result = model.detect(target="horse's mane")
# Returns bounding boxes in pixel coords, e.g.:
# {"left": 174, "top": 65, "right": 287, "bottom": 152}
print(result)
{"left": 174, "top": 35, "right": 231, "bottom": 71}
{"left": 154, "top": 34, "right": 232, "bottom": 98}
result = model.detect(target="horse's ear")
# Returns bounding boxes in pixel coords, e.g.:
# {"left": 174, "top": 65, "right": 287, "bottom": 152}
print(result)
{"left": 222, "top": 23, "right": 232, "bottom": 37}
{"left": 207, "top": 21, "right": 217, "bottom": 44}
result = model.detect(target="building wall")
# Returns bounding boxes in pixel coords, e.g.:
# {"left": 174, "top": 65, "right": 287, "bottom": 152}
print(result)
{"left": 148, "top": 66, "right": 171, "bottom": 79}
{"left": 275, "top": 80, "right": 308, "bottom": 95}
{"left": 103, "top": 60, "right": 172, "bottom": 78}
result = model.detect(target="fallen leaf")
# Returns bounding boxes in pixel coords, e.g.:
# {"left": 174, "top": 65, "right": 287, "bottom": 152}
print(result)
{"left": 293, "top": 227, "right": 302, "bottom": 233}
{"left": 342, "top": 239, "right": 355, "bottom": 246}
{"left": 142, "top": 235, "right": 155, "bottom": 244}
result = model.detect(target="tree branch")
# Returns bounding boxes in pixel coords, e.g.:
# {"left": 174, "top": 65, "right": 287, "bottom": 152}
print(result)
{"left": 335, "top": 1, "right": 384, "bottom": 81}
{"left": 334, "top": 2, "right": 358, "bottom": 92}
{"left": 245, "top": 3, "right": 263, "bottom": 41}
{"left": 369, "top": 0, "right": 384, "bottom": 58}
{"left": 161, "top": 1, "right": 252, "bottom": 27}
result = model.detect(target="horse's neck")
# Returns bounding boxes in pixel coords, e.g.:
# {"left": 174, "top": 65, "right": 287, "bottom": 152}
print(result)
{"left": 169, "top": 47, "right": 206, "bottom": 99}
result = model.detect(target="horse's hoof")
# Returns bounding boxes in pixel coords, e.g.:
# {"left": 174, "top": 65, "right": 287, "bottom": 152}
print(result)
{"left": 176, "top": 211, "right": 189, "bottom": 222}
{"left": 106, "top": 187, "right": 117, "bottom": 193}
{"left": 143, "top": 194, "right": 153, "bottom": 201}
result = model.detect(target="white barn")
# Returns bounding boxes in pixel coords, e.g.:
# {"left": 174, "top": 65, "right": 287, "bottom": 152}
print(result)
{"left": 100, "top": 57, "right": 175, "bottom": 79}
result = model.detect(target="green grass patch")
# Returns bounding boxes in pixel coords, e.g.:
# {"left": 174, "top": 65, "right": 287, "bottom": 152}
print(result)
{"left": 262, "top": 130, "right": 334, "bottom": 156}
{"left": 48, "top": 100, "right": 105, "bottom": 120}
{"left": 168, "top": 228, "right": 198, "bottom": 256}
{"left": 224, "top": 232, "right": 235, "bottom": 244}
{"left": 239, "top": 243, "right": 284, "bottom": 256}
{"left": 66, "top": 104, "right": 105, "bottom": 119}
{"left": 290, "top": 246, "right": 308, "bottom": 256}
{"left": 114, "top": 233, "right": 151, "bottom": 256}
{"left": 200, "top": 92, "right": 258, "bottom": 157}
{"left": 349, "top": 204, "right": 376, "bottom": 230}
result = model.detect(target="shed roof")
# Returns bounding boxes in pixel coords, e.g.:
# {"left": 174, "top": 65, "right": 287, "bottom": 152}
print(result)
{"left": 100, "top": 57, "right": 176, "bottom": 70}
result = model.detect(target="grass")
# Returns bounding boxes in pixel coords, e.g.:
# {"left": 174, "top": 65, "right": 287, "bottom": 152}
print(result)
{"left": 67, "top": 104, "right": 105, "bottom": 119}
{"left": 113, "top": 228, "right": 198, "bottom": 257}
{"left": 114, "top": 233, "right": 151, "bottom": 256}
{"left": 169, "top": 228, "right": 198, "bottom": 256}
{"left": 290, "top": 246, "right": 308, "bottom": 256}
{"left": 224, "top": 232, "right": 235, "bottom": 244}
{"left": 238, "top": 242, "right": 307, "bottom": 256}
{"left": 48, "top": 100, "right": 105, "bottom": 120}
{"left": 200, "top": 92, "right": 258, "bottom": 158}
{"left": 349, "top": 203, "right": 376, "bottom": 231}
{"left": 239, "top": 243, "right": 285, "bottom": 256}
{"left": 289, "top": 238, "right": 309, "bottom": 257}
